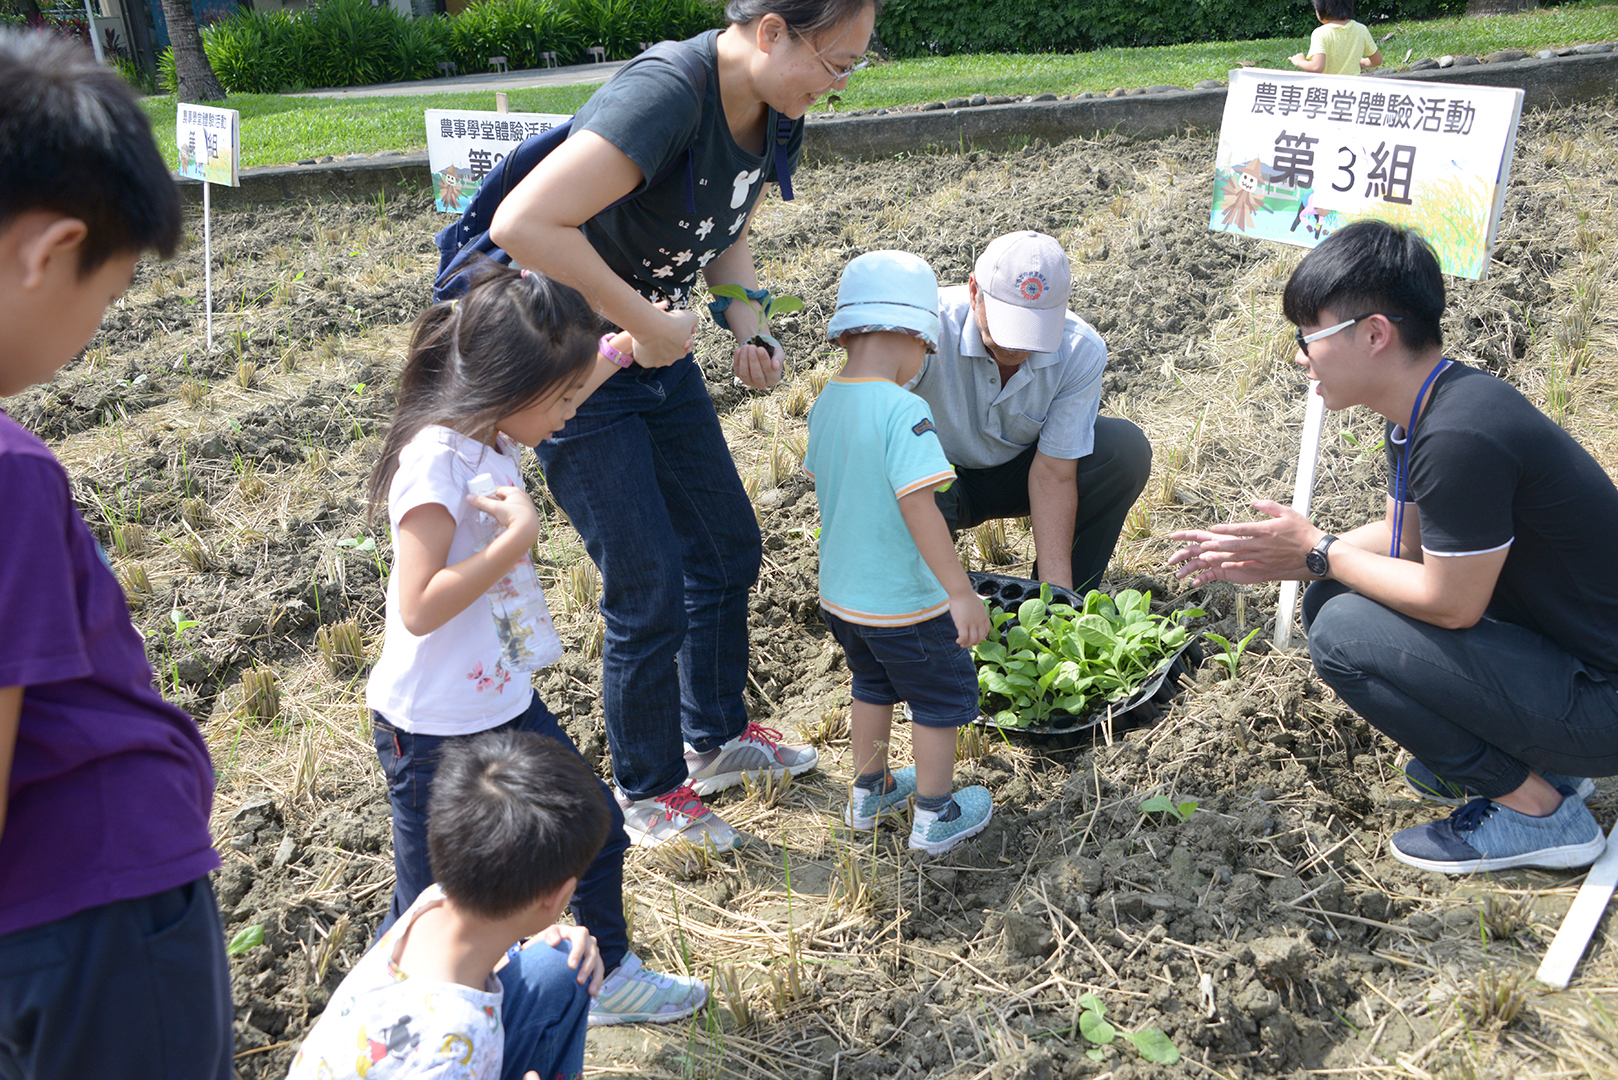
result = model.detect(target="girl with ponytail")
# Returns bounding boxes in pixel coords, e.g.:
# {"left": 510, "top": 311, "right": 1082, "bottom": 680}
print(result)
{"left": 362, "top": 265, "right": 708, "bottom": 1026}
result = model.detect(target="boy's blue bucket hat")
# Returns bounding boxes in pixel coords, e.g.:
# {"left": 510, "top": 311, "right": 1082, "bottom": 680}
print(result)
{"left": 826, "top": 250, "right": 940, "bottom": 353}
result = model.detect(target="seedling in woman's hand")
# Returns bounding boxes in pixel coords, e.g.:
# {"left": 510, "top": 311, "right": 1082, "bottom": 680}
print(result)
{"left": 708, "top": 284, "right": 805, "bottom": 355}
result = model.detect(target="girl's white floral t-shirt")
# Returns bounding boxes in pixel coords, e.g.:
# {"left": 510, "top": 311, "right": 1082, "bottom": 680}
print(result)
{"left": 366, "top": 425, "right": 563, "bottom": 735}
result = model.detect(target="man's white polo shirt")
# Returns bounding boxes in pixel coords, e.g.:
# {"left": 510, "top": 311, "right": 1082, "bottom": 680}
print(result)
{"left": 904, "top": 284, "right": 1106, "bottom": 470}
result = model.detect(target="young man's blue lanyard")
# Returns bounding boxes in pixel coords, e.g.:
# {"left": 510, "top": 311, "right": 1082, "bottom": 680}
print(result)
{"left": 1389, "top": 358, "right": 1453, "bottom": 559}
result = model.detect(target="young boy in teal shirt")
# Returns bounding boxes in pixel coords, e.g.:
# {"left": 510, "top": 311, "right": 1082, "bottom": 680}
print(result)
{"left": 804, "top": 251, "right": 993, "bottom": 854}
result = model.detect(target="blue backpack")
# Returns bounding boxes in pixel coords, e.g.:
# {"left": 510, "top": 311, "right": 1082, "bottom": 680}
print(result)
{"left": 431, "top": 40, "right": 796, "bottom": 303}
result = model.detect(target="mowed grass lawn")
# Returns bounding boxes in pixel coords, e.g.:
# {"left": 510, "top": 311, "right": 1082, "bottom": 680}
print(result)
{"left": 140, "top": 2, "right": 1618, "bottom": 168}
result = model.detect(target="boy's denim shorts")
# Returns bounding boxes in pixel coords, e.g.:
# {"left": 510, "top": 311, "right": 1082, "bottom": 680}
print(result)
{"left": 823, "top": 608, "right": 981, "bottom": 728}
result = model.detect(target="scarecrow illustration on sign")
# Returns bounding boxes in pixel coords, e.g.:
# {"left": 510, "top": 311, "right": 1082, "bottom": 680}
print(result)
{"left": 1217, "top": 158, "right": 1269, "bottom": 232}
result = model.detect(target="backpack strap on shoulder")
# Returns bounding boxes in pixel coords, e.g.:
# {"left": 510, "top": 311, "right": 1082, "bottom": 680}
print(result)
{"left": 773, "top": 112, "right": 795, "bottom": 201}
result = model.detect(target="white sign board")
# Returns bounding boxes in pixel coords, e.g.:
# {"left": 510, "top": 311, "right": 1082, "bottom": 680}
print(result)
{"left": 426, "top": 109, "right": 571, "bottom": 213}
{"left": 1210, "top": 69, "right": 1522, "bottom": 280}
{"left": 176, "top": 103, "right": 240, "bottom": 187}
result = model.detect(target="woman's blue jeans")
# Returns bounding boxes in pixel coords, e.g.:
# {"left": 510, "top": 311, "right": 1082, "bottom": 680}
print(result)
{"left": 536, "top": 356, "right": 760, "bottom": 801}
{"left": 1303, "top": 580, "right": 1618, "bottom": 798}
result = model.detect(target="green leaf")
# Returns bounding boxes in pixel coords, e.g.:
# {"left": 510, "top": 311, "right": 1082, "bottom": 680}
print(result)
{"left": 1176, "top": 800, "right": 1200, "bottom": 819}
{"left": 708, "top": 283, "right": 749, "bottom": 301}
{"left": 1121, "top": 1028, "right": 1180, "bottom": 1064}
{"left": 1086, "top": 1047, "right": 1108, "bottom": 1062}
{"left": 1140, "top": 794, "right": 1175, "bottom": 816}
{"left": 1073, "top": 615, "right": 1115, "bottom": 647}
{"left": 1079, "top": 1009, "right": 1117, "bottom": 1045}
{"left": 1076, "top": 992, "right": 1106, "bottom": 1015}
{"left": 226, "top": 923, "right": 264, "bottom": 956}
{"left": 765, "top": 295, "right": 805, "bottom": 316}
{"left": 1017, "top": 597, "right": 1047, "bottom": 631}
{"left": 1006, "top": 625, "right": 1033, "bottom": 652}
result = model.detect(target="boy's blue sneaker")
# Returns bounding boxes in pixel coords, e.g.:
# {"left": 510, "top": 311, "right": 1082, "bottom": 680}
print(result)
{"left": 588, "top": 953, "right": 708, "bottom": 1027}
{"left": 1403, "top": 758, "right": 1595, "bottom": 806}
{"left": 909, "top": 786, "right": 993, "bottom": 855}
{"left": 1390, "top": 794, "right": 1607, "bottom": 874}
{"left": 843, "top": 766, "right": 918, "bottom": 830}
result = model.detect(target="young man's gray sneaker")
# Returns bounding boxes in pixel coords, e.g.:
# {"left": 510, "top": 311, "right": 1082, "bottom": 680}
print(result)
{"left": 685, "top": 722, "right": 819, "bottom": 797}
{"left": 1403, "top": 758, "right": 1595, "bottom": 806}
{"left": 1390, "top": 793, "right": 1607, "bottom": 874}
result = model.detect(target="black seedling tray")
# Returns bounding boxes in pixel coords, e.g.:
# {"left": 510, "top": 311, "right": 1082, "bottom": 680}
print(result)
{"left": 968, "top": 571, "right": 1201, "bottom": 740}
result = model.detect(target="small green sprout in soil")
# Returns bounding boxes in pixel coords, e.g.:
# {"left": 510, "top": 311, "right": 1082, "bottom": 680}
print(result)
{"left": 1204, "top": 626, "right": 1261, "bottom": 680}
{"left": 972, "top": 585, "right": 1202, "bottom": 728}
{"left": 226, "top": 923, "right": 264, "bottom": 957}
{"left": 1139, "top": 794, "right": 1199, "bottom": 822}
{"left": 1075, "top": 992, "right": 1180, "bottom": 1064}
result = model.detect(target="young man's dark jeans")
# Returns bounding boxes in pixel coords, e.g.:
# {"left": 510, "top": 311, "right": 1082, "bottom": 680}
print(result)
{"left": 0, "top": 877, "right": 233, "bottom": 1080}
{"left": 1303, "top": 580, "right": 1618, "bottom": 798}
{"left": 934, "top": 416, "right": 1152, "bottom": 595}
{"left": 536, "top": 356, "right": 759, "bottom": 801}
{"left": 373, "top": 693, "right": 632, "bottom": 973}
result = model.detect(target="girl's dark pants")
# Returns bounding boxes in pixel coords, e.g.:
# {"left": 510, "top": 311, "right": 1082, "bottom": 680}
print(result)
{"left": 373, "top": 691, "right": 631, "bottom": 973}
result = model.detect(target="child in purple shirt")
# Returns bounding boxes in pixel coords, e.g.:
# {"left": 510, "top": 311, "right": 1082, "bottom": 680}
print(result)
{"left": 0, "top": 30, "right": 232, "bottom": 1080}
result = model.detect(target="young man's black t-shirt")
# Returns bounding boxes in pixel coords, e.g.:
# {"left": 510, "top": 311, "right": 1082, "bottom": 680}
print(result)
{"left": 568, "top": 30, "right": 803, "bottom": 313}
{"left": 1383, "top": 362, "right": 1618, "bottom": 672}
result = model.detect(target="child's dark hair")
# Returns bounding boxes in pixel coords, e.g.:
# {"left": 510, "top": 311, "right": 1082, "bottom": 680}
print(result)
{"left": 428, "top": 730, "right": 609, "bottom": 920}
{"left": 1313, "top": 0, "right": 1354, "bottom": 19}
{"left": 0, "top": 30, "right": 181, "bottom": 273}
{"left": 725, "top": 0, "right": 881, "bottom": 39}
{"left": 1282, "top": 220, "right": 1444, "bottom": 353}
{"left": 367, "top": 265, "right": 598, "bottom": 520}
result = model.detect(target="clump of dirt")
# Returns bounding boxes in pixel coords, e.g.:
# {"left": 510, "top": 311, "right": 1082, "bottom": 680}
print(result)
{"left": 10, "top": 98, "right": 1618, "bottom": 1078}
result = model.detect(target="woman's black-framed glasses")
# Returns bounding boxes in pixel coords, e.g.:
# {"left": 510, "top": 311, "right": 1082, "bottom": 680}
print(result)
{"left": 1294, "top": 313, "right": 1403, "bottom": 357}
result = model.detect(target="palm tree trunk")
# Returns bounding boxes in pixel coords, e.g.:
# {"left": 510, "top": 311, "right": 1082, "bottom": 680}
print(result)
{"left": 158, "top": 0, "right": 226, "bottom": 101}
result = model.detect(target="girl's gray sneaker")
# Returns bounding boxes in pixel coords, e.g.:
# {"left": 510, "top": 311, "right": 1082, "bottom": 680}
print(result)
{"left": 1404, "top": 758, "right": 1594, "bottom": 806}
{"left": 1391, "top": 793, "right": 1606, "bottom": 874}
{"left": 844, "top": 765, "right": 918, "bottom": 830}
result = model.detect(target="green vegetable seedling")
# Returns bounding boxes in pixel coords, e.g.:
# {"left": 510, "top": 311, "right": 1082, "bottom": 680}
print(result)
{"left": 226, "top": 923, "right": 264, "bottom": 957}
{"left": 1203, "top": 626, "right": 1261, "bottom": 680}
{"left": 971, "top": 584, "right": 1203, "bottom": 728}
{"left": 1140, "top": 794, "right": 1199, "bottom": 822}
{"left": 1074, "top": 993, "right": 1179, "bottom": 1064}
{"left": 708, "top": 284, "right": 805, "bottom": 356}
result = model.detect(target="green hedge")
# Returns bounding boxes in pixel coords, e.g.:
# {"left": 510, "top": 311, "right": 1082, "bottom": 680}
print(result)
{"left": 162, "top": 0, "right": 724, "bottom": 94}
{"left": 876, "top": 0, "right": 1473, "bottom": 56}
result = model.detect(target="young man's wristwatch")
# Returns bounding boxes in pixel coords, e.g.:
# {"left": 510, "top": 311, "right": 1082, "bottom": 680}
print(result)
{"left": 1305, "top": 534, "right": 1338, "bottom": 578}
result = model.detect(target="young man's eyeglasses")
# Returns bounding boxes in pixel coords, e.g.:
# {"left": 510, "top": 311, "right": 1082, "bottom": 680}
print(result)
{"left": 1294, "top": 313, "right": 1404, "bottom": 357}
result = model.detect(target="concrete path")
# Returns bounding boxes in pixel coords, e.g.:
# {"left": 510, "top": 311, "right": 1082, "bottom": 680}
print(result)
{"left": 292, "top": 58, "right": 629, "bottom": 99}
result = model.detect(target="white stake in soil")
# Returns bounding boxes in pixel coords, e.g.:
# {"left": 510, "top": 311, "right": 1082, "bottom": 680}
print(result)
{"left": 1537, "top": 818, "right": 1618, "bottom": 989}
{"left": 1274, "top": 383, "right": 1325, "bottom": 650}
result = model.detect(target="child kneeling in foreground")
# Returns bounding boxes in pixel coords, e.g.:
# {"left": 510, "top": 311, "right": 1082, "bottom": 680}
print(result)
{"left": 805, "top": 251, "right": 994, "bottom": 854}
{"left": 288, "top": 730, "right": 609, "bottom": 1080}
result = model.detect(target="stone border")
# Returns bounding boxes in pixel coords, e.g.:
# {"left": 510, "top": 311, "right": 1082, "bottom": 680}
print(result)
{"left": 178, "top": 47, "right": 1618, "bottom": 206}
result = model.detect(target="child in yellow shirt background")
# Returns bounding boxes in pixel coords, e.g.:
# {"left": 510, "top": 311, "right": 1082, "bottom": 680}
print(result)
{"left": 1290, "top": 0, "right": 1383, "bottom": 75}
